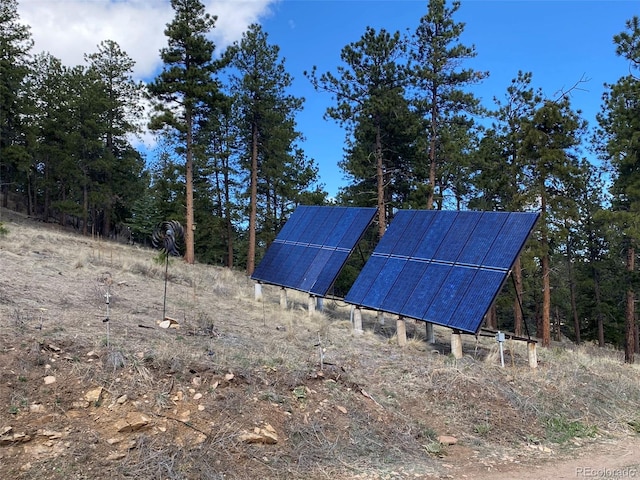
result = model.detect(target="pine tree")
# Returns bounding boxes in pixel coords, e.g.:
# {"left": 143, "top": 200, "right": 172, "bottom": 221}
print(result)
{"left": 148, "top": 0, "right": 224, "bottom": 264}
{"left": 518, "top": 98, "right": 587, "bottom": 347}
{"left": 85, "top": 40, "right": 146, "bottom": 236}
{"left": 470, "top": 72, "right": 542, "bottom": 336}
{"left": 409, "top": 0, "right": 487, "bottom": 210}
{"left": 307, "top": 26, "right": 408, "bottom": 238}
{"left": 596, "top": 16, "right": 640, "bottom": 363}
{"left": 228, "top": 23, "right": 318, "bottom": 274}
{"left": 0, "top": 0, "right": 33, "bottom": 213}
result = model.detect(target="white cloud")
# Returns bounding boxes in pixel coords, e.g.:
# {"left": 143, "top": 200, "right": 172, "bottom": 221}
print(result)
{"left": 17, "top": 0, "right": 277, "bottom": 81}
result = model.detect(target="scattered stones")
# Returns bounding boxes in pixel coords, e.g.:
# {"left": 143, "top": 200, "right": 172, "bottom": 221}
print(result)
{"left": 158, "top": 318, "right": 180, "bottom": 329}
{"left": 114, "top": 413, "right": 151, "bottom": 433}
{"left": 85, "top": 387, "right": 103, "bottom": 404}
{"left": 336, "top": 405, "right": 347, "bottom": 414}
{"left": 437, "top": 435, "right": 458, "bottom": 445}
{"left": 29, "top": 404, "right": 45, "bottom": 413}
{"left": 172, "top": 391, "right": 184, "bottom": 402}
{"left": 0, "top": 428, "right": 31, "bottom": 445}
{"left": 43, "top": 375, "right": 56, "bottom": 385}
{"left": 528, "top": 444, "right": 552, "bottom": 453}
{"left": 106, "top": 452, "right": 127, "bottom": 461}
{"left": 36, "top": 429, "right": 64, "bottom": 440}
{"left": 239, "top": 424, "right": 278, "bottom": 444}
{"left": 116, "top": 395, "right": 128, "bottom": 405}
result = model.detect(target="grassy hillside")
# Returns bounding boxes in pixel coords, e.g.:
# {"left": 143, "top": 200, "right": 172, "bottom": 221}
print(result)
{"left": 1, "top": 209, "right": 639, "bottom": 479}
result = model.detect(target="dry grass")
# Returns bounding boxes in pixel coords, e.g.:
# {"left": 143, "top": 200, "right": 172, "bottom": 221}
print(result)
{"left": 1, "top": 209, "right": 640, "bottom": 479}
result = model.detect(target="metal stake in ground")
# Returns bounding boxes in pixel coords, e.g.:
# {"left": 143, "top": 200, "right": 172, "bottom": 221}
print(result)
{"left": 152, "top": 220, "right": 185, "bottom": 321}
{"left": 103, "top": 287, "right": 110, "bottom": 348}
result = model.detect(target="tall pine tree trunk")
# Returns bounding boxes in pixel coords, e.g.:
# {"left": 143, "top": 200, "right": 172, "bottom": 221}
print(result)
{"left": 540, "top": 193, "right": 550, "bottom": 347}
{"left": 224, "top": 159, "right": 233, "bottom": 269}
{"left": 541, "top": 251, "right": 551, "bottom": 347}
{"left": 594, "top": 271, "right": 605, "bottom": 347}
{"left": 485, "top": 304, "right": 497, "bottom": 330}
{"left": 246, "top": 121, "right": 258, "bottom": 276}
{"left": 82, "top": 180, "right": 88, "bottom": 236}
{"left": 513, "top": 257, "right": 524, "bottom": 336}
{"left": 567, "top": 240, "right": 581, "bottom": 344}
{"left": 427, "top": 90, "right": 437, "bottom": 210}
{"left": 625, "top": 245, "right": 635, "bottom": 364}
{"left": 184, "top": 108, "right": 195, "bottom": 264}
{"left": 375, "top": 120, "right": 385, "bottom": 239}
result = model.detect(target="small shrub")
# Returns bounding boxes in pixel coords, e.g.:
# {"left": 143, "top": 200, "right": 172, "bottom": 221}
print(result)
{"left": 545, "top": 415, "right": 598, "bottom": 443}
{"left": 474, "top": 423, "right": 492, "bottom": 436}
{"left": 422, "top": 441, "right": 446, "bottom": 457}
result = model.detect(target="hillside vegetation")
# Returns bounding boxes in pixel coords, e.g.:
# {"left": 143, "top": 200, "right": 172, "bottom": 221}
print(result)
{"left": 1, "top": 210, "right": 640, "bottom": 479}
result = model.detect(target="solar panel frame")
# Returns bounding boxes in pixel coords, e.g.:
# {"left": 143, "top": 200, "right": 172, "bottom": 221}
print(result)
{"left": 251, "top": 206, "right": 377, "bottom": 297}
{"left": 344, "top": 210, "right": 539, "bottom": 334}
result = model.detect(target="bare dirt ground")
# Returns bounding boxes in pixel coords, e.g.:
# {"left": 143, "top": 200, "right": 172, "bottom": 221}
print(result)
{"left": 1, "top": 208, "right": 640, "bottom": 479}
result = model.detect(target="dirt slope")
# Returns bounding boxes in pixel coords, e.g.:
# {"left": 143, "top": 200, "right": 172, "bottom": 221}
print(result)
{"left": 1, "top": 209, "right": 640, "bottom": 479}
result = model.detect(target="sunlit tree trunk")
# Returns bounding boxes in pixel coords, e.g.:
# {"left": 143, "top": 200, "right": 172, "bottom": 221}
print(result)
{"left": 513, "top": 257, "right": 524, "bottom": 337}
{"left": 246, "top": 122, "right": 258, "bottom": 275}
{"left": 184, "top": 107, "right": 195, "bottom": 264}
{"left": 625, "top": 245, "right": 635, "bottom": 364}
{"left": 375, "top": 119, "right": 385, "bottom": 239}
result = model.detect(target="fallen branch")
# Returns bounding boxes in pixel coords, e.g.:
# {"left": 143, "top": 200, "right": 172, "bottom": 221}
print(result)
{"left": 361, "top": 389, "right": 384, "bottom": 409}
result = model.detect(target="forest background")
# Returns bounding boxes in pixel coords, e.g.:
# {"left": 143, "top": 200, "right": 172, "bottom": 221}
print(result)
{"left": 2, "top": 0, "right": 640, "bottom": 361}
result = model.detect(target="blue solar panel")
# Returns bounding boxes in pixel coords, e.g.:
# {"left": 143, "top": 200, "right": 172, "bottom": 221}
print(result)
{"left": 336, "top": 207, "right": 377, "bottom": 249}
{"left": 375, "top": 210, "right": 417, "bottom": 255}
{"left": 312, "top": 250, "right": 351, "bottom": 295}
{"left": 456, "top": 212, "right": 508, "bottom": 267}
{"left": 379, "top": 259, "right": 429, "bottom": 315}
{"left": 360, "top": 257, "right": 407, "bottom": 307}
{"left": 411, "top": 211, "right": 457, "bottom": 260}
{"left": 251, "top": 206, "right": 377, "bottom": 297}
{"left": 483, "top": 213, "right": 539, "bottom": 269}
{"left": 344, "top": 254, "right": 387, "bottom": 306}
{"left": 449, "top": 269, "right": 506, "bottom": 331}
{"left": 432, "top": 212, "right": 480, "bottom": 263}
{"left": 345, "top": 210, "right": 539, "bottom": 334}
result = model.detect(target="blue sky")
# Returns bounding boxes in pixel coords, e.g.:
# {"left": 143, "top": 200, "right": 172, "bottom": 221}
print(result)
{"left": 18, "top": 0, "right": 639, "bottom": 199}
{"left": 260, "top": 1, "right": 637, "bottom": 197}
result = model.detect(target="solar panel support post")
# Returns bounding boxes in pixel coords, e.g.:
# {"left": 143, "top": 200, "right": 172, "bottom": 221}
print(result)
{"left": 496, "top": 331, "right": 505, "bottom": 368}
{"left": 396, "top": 316, "right": 407, "bottom": 347}
{"left": 528, "top": 341, "right": 538, "bottom": 369}
{"left": 308, "top": 295, "right": 316, "bottom": 316}
{"left": 280, "top": 288, "right": 288, "bottom": 309}
{"left": 451, "top": 330, "right": 463, "bottom": 359}
{"left": 426, "top": 322, "right": 435, "bottom": 344}
{"left": 352, "top": 306, "right": 363, "bottom": 335}
{"left": 254, "top": 284, "right": 263, "bottom": 302}
{"left": 317, "top": 297, "right": 324, "bottom": 312}
{"left": 377, "top": 311, "right": 385, "bottom": 326}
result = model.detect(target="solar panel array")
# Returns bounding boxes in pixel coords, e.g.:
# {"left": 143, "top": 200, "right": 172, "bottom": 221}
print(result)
{"left": 251, "top": 206, "right": 377, "bottom": 296}
{"left": 344, "top": 210, "right": 539, "bottom": 334}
